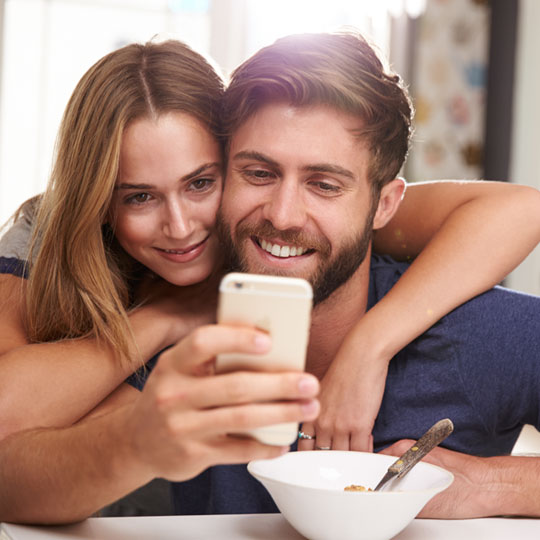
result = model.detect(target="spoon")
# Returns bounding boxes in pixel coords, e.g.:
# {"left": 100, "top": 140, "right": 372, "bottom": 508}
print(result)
{"left": 374, "top": 418, "right": 454, "bottom": 491}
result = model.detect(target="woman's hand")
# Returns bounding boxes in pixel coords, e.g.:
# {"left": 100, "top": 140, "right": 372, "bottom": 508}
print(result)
{"left": 298, "top": 327, "right": 387, "bottom": 452}
{"left": 135, "top": 273, "right": 220, "bottom": 349}
{"left": 125, "top": 324, "right": 321, "bottom": 481}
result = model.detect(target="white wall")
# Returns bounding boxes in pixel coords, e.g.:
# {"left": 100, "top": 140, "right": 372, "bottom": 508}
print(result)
{"left": 506, "top": 0, "right": 540, "bottom": 295}
{"left": 0, "top": 0, "right": 211, "bottom": 225}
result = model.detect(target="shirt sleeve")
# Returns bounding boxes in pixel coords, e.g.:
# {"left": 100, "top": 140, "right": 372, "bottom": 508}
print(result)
{"left": 0, "top": 200, "right": 37, "bottom": 278}
{"left": 124, "top": 347, "right": 172, "bottom": 391}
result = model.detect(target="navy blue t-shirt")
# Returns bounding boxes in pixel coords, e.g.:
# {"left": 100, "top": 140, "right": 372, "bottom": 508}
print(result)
{"left": 128, "top": 254, "right": 540, "bottom": 515}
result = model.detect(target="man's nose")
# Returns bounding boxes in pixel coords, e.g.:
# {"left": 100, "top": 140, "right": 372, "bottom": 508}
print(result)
{"left": 262, "top": 178, "right": 307, "bottom": 231}
{"left": 162, "top": 200, "right": 192, "bottom": 238}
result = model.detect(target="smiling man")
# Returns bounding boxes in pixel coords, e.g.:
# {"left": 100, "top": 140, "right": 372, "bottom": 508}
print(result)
{"left": 215, "top": 32, "right": 410, "bottom": 387}
{"left": 218, "top": 104, "right": 393, "bottom": 307}
{"left": 167, "top": 32, "right": 540, "bottom": 518}
{"left": 217, "top": 32, "right": 410, "bottom": 310}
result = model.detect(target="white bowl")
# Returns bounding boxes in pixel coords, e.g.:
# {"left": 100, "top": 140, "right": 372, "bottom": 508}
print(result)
{"left": 248, "top": 450, "right": 453, "bottom": 540}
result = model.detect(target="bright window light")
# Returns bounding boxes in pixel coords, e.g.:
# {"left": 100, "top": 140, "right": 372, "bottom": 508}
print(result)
{"left": 244, "top": 0, "right": 426, "bottom": 60}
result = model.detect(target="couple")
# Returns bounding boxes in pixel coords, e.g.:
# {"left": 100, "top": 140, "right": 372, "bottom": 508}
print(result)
{"left": 1, "top": 32, "right": 540, "bottom": 523}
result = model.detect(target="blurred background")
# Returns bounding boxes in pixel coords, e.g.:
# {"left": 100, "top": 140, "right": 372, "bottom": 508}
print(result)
{"left": 0, "top": 0, "right": 538, "bottom": 296}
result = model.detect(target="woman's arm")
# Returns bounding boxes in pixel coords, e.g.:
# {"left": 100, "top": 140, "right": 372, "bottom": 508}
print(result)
{"left": 0, "top": 273, "right": 215, "bottom": 440}
{"left": 301, "top": 179, "right": 540, "bottom": 452}
{"left": 0, "top": 325, "right": 320, "bottom": 525}
{"left": 371, "top": 179, "right": 540, "bottom": 357}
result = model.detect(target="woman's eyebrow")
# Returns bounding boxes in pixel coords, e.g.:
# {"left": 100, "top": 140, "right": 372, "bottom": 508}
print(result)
{"left": 115, "top": 182, "right": 153, "bottom": 190}
{"left": 115, "top": 162, "right": 221, "bottom": 190}
{"left": 182, "top": 161, "right": 221, "bottom": 181}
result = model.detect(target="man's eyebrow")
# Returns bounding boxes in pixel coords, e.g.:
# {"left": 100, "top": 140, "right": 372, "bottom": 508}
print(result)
{"left": 303, "top": 164, "right": 356, "bottom": 180}
{"left": 231, "top": 150, "right": 280, "bottom": 170}
{"left": 115, "top": 162, "right": 220, "bottom": 190}
{"left": 232, "top": 151, "right": 354, "bottom": 180}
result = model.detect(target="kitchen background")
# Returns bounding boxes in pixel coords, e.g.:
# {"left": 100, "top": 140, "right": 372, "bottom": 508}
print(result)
{"left": 0, "top": 0, "right": 539, "bottom": 449}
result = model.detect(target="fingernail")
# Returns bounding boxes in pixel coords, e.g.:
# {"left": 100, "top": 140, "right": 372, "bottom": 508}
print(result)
{"left": 298, "top": 375, "right": 318, "bottom": 394}
{"left": 254, "top": 332, "right": 272, "bottom": 351}
{"left": 301, "top": 399, "right": 319, "bottom": 416}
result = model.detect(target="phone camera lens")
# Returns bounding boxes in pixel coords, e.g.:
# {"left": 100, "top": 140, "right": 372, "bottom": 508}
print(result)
{"left": 234, "top": 282, "right": 243, "bottom": 289}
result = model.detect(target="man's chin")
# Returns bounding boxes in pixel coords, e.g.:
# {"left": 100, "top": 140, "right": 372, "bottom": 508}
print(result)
{"left": 240, "top": 260, "right": 311, "bottom": 280}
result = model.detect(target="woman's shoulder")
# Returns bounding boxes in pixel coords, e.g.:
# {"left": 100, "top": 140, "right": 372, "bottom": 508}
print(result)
{"left": 0, "top": 195, "right": 41, "bottom": 273}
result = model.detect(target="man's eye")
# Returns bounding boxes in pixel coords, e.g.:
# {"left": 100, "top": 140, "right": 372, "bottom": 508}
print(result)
{"left": 125, "top": 192, "right": 152, "bottom": 205}
{"left": 313, "top": 181, "right": 340, "bottom": 194}
{"left": 244, "top": 169, "right": 274, "bottom": 180}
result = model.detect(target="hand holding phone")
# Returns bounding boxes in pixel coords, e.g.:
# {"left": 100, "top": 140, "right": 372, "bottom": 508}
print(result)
{"left": 216, "top": 273, "right": 313, "bottom": 445}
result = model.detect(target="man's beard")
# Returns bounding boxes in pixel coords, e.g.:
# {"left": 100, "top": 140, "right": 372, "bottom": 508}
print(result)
{"left": 216, "top": 207, "right": 376, "bottom": 306}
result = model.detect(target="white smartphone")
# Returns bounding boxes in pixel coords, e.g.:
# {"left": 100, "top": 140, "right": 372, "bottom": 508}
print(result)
{"left": 216, "top": 272, "right": 313, "bottom": 446}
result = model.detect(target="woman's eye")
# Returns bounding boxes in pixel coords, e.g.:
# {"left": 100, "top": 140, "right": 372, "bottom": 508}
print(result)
{"left": 125, "top": 192, "right": 152, "bottom": 205}
{"left": 189, "top": 178, "right": 215, "bottom": 191}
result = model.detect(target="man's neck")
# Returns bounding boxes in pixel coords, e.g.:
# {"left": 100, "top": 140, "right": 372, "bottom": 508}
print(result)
{"left": 306, "top": 255, "right": 371, "bottom": 379}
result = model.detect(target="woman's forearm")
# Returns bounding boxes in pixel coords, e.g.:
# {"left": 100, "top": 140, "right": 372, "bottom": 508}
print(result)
{"left": 0, "top": 304, "right": 175, "bottom": 439}
{"left": 371, "top": 180, "right": 540, "bottom": 357}
{"left": 0, "top": 404, "right": 152, "bottom": 524}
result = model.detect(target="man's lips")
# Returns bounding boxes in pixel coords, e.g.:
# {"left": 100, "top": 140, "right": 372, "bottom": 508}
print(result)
{"left": 255, "top": 237, "right": 314, "bottom": 259}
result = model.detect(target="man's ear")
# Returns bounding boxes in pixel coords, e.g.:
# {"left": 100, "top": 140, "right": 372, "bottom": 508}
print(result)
{"left": 372, "top": 177, "right": 406, "bottom": 230}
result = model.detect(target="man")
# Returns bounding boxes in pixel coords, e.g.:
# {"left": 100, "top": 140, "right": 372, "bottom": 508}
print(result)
{"left": 167, "top": 32, "right": 540, "bottom": 518}
{"left": 1, "top": 31, "right": 540, "bottom": 523}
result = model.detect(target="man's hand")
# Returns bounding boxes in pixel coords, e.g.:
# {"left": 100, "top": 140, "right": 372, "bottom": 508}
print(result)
{"left": 298, "top": 329, "right": 388, "bottom": 451}
{"left": 380, "top": 440, "right": 540, "bottom": 519}
{"left": 126, "top": 324, "right": 321, "bottom": 481}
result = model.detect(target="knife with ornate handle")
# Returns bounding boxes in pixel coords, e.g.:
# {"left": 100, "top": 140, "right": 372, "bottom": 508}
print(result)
{"left": 374, "top": 418, "right": 454, "bottom": 491}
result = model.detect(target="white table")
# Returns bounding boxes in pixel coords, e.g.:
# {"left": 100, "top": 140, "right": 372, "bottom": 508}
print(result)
{"left": 2, "top": 514, "right": 540, "bottom": 540}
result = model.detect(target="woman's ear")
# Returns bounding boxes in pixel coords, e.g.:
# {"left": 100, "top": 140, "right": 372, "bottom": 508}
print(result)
{"left": 372, "top": 177, "right": 406, "bottom": 230}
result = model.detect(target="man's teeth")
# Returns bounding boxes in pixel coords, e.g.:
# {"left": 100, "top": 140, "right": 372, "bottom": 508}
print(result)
{"left": 260, "top": 239, "right": 306, "bottom": 258}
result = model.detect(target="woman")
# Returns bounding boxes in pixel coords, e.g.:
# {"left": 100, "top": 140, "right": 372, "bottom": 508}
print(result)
{"left": 0, "top": 38, "right": 539, "bottom": 452}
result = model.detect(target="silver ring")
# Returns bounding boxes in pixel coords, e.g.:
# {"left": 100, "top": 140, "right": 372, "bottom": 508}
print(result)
{"left": 315, "top": 446, "right": 331, "bottom": 450}
{"left": 298, "top": 430, "right": 314, "bottom": 440}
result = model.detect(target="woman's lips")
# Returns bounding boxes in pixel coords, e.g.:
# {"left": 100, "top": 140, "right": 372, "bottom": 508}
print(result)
{"left": 154, "top": 236, "right": 209, "bottom": 263}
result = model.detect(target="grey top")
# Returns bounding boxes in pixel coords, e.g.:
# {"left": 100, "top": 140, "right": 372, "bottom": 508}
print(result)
{"left": 0, "top": 198, "right": 39, "bottom": 277}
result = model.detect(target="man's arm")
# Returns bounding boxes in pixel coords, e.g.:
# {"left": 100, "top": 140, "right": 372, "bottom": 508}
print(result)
{"left": 381, "top": 441, "right": 540, "bottom": 518}
{"left": 0, "top": 324, "right": 320, "bottom": 525}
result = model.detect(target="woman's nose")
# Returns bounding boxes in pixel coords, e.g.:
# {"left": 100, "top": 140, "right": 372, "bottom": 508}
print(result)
{"left": 162, "top": 201, "right": 192, "bottom": 238}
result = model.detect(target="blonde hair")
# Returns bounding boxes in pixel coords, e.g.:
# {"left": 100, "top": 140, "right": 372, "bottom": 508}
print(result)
{"left": 223, "top": 31, "right": 413, "bottom": 199}
{"left": 25, "top": 40, "right": 224, "bottom": 360}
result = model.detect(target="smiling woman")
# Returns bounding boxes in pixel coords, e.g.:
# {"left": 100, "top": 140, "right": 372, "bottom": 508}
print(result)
{"left": 111, "top": 112, "right": 223, "bottom": 287}
{"left": 0, "top": 39, "right": 231, "bottom": 439}
{"left": 23, "top": 41, "right": 225, "bottom": 359}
